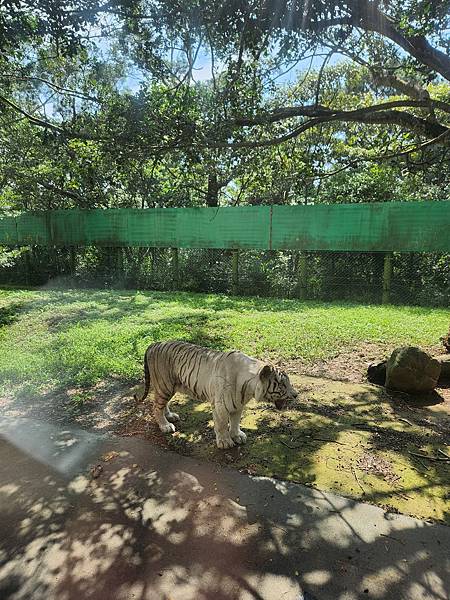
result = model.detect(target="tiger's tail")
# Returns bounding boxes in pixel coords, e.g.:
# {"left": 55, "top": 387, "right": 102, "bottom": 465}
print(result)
{"left": 134, "top": 348, "right": 151, "bottom": 402}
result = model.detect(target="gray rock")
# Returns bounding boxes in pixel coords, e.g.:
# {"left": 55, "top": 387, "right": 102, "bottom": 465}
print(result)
{"left": 435, "top": 355, "right": 450, "bottom": 382}
{"left": 367, "top": 360, "right": 387, "bottom": 385}
{"left": 385, "top": 346, "right": 441, "bottom": 393}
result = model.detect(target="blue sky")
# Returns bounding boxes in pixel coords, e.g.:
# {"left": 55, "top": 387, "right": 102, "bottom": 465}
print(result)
{"left": 119, "top": 46, "right": 347, "bottom": 92}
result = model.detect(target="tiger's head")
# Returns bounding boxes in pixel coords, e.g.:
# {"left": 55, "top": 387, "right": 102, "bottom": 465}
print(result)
{"left": 255, "top": 364, "right": 298, "bottom": 409}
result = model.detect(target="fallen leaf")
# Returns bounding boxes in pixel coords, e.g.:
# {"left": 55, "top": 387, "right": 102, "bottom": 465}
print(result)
{"left": 90, "top": 464, "right": 103, "bottom": 479}
{"left": 101, "top": 451, "right": 120, "bottom": 462}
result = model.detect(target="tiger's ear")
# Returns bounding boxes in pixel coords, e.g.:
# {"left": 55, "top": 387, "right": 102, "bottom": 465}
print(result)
{"left": 259, "top": 364, "right": 274, "bottom": 380}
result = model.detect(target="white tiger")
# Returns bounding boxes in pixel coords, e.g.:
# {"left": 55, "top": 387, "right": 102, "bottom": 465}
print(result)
{"left": 135, "top": 340, "right": 298, "bottom": 448}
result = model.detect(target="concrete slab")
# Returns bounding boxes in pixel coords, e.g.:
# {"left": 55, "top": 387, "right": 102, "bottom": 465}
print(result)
{"left": 0, "top": 416, "right": 449, "bottom": 600}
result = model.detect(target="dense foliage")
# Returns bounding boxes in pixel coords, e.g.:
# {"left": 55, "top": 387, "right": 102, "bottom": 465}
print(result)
{"left": 0, "top": 1, "right": 449, "bottom": 303}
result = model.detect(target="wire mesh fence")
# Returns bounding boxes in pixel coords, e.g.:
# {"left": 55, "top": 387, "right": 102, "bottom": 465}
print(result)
{"left": 1, "top": 245, "right": 449, "bottom": 307}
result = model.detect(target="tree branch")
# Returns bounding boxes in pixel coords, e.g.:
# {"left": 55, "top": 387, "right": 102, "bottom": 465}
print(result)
{"left": 0, "top": 94, "right": 104, "bottom": 141}
{"left": 322, "top": 39, "right": 434, "bottom": 104}
{"left": 229, "top": 100, "right": 450, "bottom": 127}
{"left": 307, "top": 129, "right": 450, "bottom": 181}
{"left": 0, "top": 74, "right": 100, "bottom": 103}
{"left": 208, "top": 101, "right": 450, "bottom": 149}
{"left": 36, "top": 180, "right": 87, "bottom": 204}
{"left": 350, "top": 1, "right": 450, "bottom": 81}
{"left": 222, "top": 100, "right": 449, "bottom": 146}
{"left": 0, "top": 94, "right": 65, "bottom": 133}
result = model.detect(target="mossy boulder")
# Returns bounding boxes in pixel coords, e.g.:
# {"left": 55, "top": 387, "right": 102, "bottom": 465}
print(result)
{"left": 385, "top": 346, "right": 441, "bottom": 393}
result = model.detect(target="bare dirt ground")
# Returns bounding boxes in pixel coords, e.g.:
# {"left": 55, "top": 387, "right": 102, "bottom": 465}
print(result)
{"left": 286, "top": 341, "right": 393, "bottom": 383}
{"left": 285, "top": 340, "right": 445, "bottom": 381}
{"left": 286, "top": 341, "right": 450, "bottom": 402}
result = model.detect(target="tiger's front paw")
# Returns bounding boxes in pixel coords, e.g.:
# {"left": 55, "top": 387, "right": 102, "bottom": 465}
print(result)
{"left": 231, "top": 430, "right": 247, "bottom": 445}
{"left": 159, "top": 422, "right": 176, "bottom": 433}
{"left": 216, "top": 434, "right": 235, "bottom": 449}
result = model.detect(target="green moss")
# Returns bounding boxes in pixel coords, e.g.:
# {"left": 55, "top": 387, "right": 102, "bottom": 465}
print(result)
{"left": 170, "top": 376, "right": 450, "bottom": 524}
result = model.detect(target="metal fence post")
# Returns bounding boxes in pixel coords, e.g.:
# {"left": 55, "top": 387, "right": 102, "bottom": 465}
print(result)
{"left": 69, "top": 246, "right": 77, "bottom": 276}
{"left": 24, "top": 247, "right": 31, "bottom": 285}
{"left": 116, "top": 247, "right": 123, "bottom": 276}
{"left": 297, "top": 252, "right": 308, "bottom": 299}
{"left": 171, "top": 247, "right": 179, "bottom": 289}
{"left": 382, "top": 252, "right": 393, "bottom": 304}
{"left": 232, "top": 249, "right": 239, "bottom": 295}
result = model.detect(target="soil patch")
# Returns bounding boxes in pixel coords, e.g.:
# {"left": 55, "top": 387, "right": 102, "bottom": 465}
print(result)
{"left": 116, "top": 374, "right": 450, "bottom": 524}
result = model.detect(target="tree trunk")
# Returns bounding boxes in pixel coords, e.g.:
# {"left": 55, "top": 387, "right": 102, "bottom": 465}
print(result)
{"left": 206, "top": 172, "right": 220, "bottom": 207}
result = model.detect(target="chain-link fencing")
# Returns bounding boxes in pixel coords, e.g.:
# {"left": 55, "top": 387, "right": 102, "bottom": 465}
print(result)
{"left": 1, "top": 245, "right": 449, "bottom": 307}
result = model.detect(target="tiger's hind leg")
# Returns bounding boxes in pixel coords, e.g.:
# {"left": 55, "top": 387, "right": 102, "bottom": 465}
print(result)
{"left": 165, "top": 403, "right": 180, "bottom": 423}
{"left": 153, "top": 394, "right": 176, "bottom": 433}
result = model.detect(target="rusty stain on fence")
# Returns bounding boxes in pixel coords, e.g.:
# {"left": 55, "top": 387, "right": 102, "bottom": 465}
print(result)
{"left": 0, "top": 202, "right": 449, "bottom": 252}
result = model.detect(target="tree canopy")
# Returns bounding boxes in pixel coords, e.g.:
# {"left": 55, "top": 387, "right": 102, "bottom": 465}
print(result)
{"left": 0, "top": 0, "right": 449, "bottom": 209}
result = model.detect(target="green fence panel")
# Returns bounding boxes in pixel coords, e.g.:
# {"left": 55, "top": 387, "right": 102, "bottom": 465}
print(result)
{"left": 15, "top": 212, "right": 51, "bottom": 245}
{"left": 47, "top": 210, "right": 130, "bottom": 245}
{"left": 126, "top": 209, "right": 175, "bottom": 247}
{"left": 0, "top": 216, "right": 17, "bottom": 245}
{"left": 3, "top": 207, "right": 272, "bottom": 248}
{"left": 174, "top": 207, "right": 270, "bottom": 249}
{"left": 1, "top": 201, "right": 449, "bottom": 252}
{"left": 82, "top": 210, "right": 130, "bottom": 245}
{"left": 271, "top": 202, "right": 450, "bottom": 252}
{"left": 126, "top": 207, "right": 270, "bottom": 248}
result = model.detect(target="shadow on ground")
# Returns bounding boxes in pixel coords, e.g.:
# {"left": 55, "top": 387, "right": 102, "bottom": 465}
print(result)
{"left": 1, "top": 288, "right": 448, "bottom": 526}
{"left": 156, "top": 375, "right": 450, "bottom": 525}
{"left": 0, "top": 302, "right": 24, "bottom": 327}
{"left": 0, "top": 418, "right": 449, "bottom": 600}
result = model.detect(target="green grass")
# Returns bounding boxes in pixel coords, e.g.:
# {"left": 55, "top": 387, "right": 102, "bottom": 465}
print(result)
{"left": 0, "top": 287, "right": 448, "bottom": 394}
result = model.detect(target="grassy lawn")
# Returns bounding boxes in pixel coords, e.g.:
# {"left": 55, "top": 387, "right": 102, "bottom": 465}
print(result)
{"left": 0, "top": 287, "right": 448, "bottom": 393}
{"left": 1, "top": 288, "right": 449, "bottom": 524}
